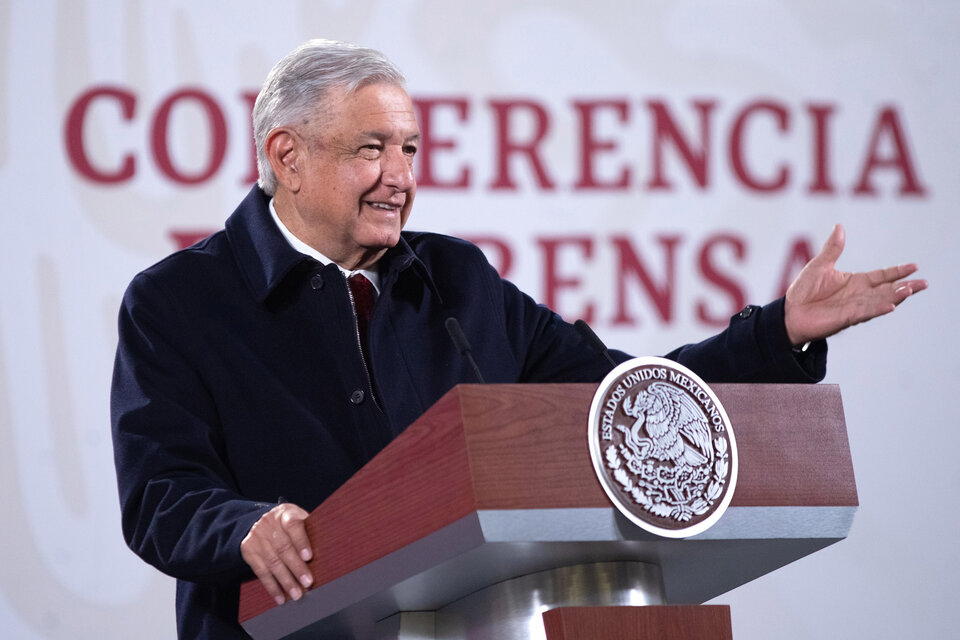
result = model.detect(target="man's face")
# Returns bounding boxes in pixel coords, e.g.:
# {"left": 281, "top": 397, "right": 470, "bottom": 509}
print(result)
{"left": 292, "top": 83, "right": 419, "bottom": 269}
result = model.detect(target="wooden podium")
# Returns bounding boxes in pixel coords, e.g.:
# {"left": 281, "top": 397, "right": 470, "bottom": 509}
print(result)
{"left": 239, "top": 383, "right": 857, "bottom": 639}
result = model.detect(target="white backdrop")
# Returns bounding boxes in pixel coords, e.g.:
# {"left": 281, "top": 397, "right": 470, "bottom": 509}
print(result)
{"left": 1, "top": 1, "right": 956, "bottom": 638}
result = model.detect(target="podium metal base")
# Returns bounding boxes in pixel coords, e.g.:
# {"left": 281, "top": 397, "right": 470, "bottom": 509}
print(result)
{"left": 377, "top": 562, "right": 664, "bottom": 640}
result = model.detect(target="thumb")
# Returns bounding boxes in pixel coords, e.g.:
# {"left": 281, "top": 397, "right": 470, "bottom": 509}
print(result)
{"left": 811, "top": 223, "right": 845, "bottom": 267}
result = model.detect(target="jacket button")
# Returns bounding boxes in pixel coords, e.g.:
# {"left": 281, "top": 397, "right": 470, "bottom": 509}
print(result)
{"left": 310, "top": 274, "right": 324, "bottom": 290}
{"left": 350, "top": 389, "right": 365, "bottom": 405}
{"left": 738, "top": 306, "right": 756, "bottom": 319}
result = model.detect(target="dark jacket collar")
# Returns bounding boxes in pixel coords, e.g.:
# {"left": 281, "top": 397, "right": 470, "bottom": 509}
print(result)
{"left": 225, "top": 186, "right": 439, "bottom": 304}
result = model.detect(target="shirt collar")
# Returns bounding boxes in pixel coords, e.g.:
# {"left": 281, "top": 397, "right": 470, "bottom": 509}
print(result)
{"left": 226, "top": 186, "right": 436, "bottom": 304}
{"left": 268, "top": 198, "right": 380, "bottom": 293}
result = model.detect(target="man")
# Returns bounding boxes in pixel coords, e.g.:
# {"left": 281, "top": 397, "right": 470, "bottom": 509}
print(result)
{"left": 110, "top": 40, "right": 925, "bottom": 639}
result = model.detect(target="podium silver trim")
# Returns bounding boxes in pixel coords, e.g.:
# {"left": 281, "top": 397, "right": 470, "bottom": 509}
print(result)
{"left": 378, "top": 562, "right": 664, "bottom": 640}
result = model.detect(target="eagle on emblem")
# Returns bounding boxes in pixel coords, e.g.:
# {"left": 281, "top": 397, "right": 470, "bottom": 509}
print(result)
{"left": 618, "top": 382, "right": 713, "bottom": 469}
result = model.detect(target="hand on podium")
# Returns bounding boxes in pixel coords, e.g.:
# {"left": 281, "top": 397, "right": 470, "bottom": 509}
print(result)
{"left": 784, "top": 224, "right": 927, "bottom": 346}
{"left": 240, "top": 503, "right": 314, "bottom": 606}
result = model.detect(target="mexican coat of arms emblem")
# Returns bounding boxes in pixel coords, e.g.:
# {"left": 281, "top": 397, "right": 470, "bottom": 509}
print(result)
{"left": 587, "top": 357, "right": 738, "bottom": 538}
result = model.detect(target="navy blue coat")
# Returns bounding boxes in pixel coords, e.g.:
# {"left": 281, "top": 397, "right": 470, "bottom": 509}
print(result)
{"left": 110, "top": 186, "right": 825, "bottom": 639}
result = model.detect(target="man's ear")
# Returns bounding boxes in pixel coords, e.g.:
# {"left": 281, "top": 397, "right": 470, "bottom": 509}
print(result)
{"left": 265, "top": 127, "right": 302, "bottom": 193}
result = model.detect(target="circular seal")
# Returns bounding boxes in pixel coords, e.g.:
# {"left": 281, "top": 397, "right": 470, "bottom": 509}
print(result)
{"left": 587, "top": 357, "right": 737, "bottom": 538}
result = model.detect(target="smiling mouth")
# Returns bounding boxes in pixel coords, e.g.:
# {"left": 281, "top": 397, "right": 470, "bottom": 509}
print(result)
{"left": 365, "top": 201, "right": 402, "bottom": 213}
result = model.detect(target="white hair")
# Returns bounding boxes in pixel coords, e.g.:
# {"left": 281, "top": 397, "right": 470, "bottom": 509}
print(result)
{"left": 252, "top": 39, "right": 406, "bottom": 195}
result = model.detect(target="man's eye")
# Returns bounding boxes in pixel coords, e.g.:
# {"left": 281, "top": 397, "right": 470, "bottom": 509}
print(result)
{"left": 403, "top": 145, "right": 418, "bottom": 156}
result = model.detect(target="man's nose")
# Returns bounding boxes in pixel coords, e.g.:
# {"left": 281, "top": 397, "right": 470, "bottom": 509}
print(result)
{"left": 380, "top": 147, "right": 415, "bottom": 190}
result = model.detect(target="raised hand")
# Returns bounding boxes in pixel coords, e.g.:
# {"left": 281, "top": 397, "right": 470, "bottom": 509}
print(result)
{"left": 784, "top": 224, "right": 927, "bottom": 346}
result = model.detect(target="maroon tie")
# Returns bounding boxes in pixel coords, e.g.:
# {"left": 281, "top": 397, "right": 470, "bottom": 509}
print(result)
{"left": 348, "top": 273, "right": 376, "bottom": 363}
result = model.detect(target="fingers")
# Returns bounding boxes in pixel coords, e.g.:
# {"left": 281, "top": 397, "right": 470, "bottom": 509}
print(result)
{"left": 905, "top": 278, "right": 929, "bottom": 294}
{"left": 241, "top": 503, "right": 314, "bottom": 606}
{"left": 854, "top": 277, "right": 927, "bottom": 325}
{"left": 280, "top": 507, "right": 313, "bottom": 563}
{"left": 866, "top": 262, "right": 920, "bottom": 286}
{"left": 891, "top": 278, "right": 928, "bottom": 304}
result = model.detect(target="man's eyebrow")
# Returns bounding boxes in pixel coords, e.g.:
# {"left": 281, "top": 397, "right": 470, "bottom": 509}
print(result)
{"left": 357, "top": 131, "right": 421, "bottom": 143}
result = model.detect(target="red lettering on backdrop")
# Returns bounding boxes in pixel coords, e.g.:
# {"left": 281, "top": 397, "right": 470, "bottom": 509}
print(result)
{"left": 62, "top": 85, "right": 928, "bottom": 200}
{"left": 413, "top": 98, "right": 471, "bottom": 189}
{"left": 807, "top": 103, "right": 836, "bottom": 194}
{"left": 853, "top": 106, "right": 927, "bottom": 196}
{"left": 730, "top": 100, "right": 790, "bottom": 192}
{"left": 151, "top": 88, "right": 228, "bottom": 185}
{"left": 610, "top": 235, "right": 681, "bottom": 325}
{"left": 240, "top": 91, "right": 259, "bottom": 185}
{"left": 537, "top": 236, "right": 595, "bottom": 323}
{"left": 64, "top": 86, "right": 137, "bottom": 183}
{"left": 696, "top": 234, "right": 747, "bottom": 326}
{"left": 461, "top": 235, "right": 514, "bottom": 277}
{"left": 169, "top": 229, "right": 215, "bottom": 249}
{"left": 646, "top": 100, "right": 716, "bottom": 190}
{"left": 488, "top": 99, "right": 556, "bottom": 190}
{"left": 776, "top": 236, "right": 815, "bottom": 297}
{"left": 572, "top": 99, "right": 631, "bottom": 190}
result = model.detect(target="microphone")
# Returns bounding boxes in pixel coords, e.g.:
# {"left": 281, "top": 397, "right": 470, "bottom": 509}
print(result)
{"left": 445, "top": 317, "right": 486, "bottom": 384}
{"left": 574, "top": 319, "right": 619, "bottom": 369}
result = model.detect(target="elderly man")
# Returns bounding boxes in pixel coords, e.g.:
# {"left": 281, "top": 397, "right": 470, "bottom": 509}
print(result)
{"left": 110, "top": 40, "right": 925, "bottom": 639}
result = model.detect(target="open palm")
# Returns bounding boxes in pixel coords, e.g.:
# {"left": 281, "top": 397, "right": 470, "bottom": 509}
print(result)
{"left": 784, "top": 224, "right": 927, "bottom": 345}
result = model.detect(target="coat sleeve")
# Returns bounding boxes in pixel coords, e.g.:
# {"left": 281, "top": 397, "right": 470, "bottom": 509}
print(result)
{"left": 486, "top": 267, "right": 623, "bottom": 383}
{"left": 110, "top": 271, "right": 273, "bottom": 584}
{"left": 663, "top": 297, "right": 826, "bottom": 383}
{"left": 494, "top": 250, "right": 824, "bottom": 384}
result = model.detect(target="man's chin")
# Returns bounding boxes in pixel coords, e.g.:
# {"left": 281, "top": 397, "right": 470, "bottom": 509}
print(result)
{"left": 355, "top": 232, "right": 402, "bottom": 259}
{"left": 362, "top": 225, "right": 403, "bottom": 249}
